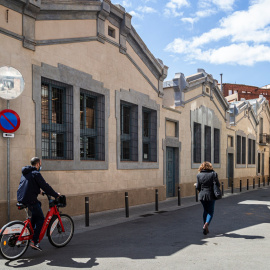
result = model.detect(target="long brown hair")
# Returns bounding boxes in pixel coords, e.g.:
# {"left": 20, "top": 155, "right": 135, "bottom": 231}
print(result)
{"left": 198, "top": 161, "right": 213, "bottom": 172}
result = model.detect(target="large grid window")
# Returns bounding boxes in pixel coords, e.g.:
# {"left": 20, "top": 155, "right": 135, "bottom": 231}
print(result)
{"left": 120, "top": 101, "right": 138, "bottom": 161}
{"left": 80, "top": 90, "right": 105, "bottom": 160}
{"left": 41, "top": 79, "right": 73, "bottom": 160}
{"left": 142, "top": 108, "right": 157, "bottom": 162}
{"left": 204, "top": 125, "right": 211, "bottom": 162}
{"left": 214, "top": 129, "right": 220, "bottom": 164}
{"left": 236, "top": 134, "right": 246, "bottom": 165}
{"left": 193, "top": 122, "right": 201, "bottom": 163}
{"left": 248, "top": 138, "right": 256, "bottom": 164}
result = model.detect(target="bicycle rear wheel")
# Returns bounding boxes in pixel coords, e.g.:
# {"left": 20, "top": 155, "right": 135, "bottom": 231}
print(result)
{"left": 47, "top": 214, "right": 74, "bottom": 248}
{"left": 0, "top": 221, "right": 30, "bottom": 260}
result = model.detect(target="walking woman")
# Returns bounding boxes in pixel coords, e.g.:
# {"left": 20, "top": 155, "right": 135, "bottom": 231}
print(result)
{"left": 196, "top": 161, "right": 220, "bottom": 235}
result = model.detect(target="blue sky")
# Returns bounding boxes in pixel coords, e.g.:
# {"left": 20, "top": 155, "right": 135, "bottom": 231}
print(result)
{"left": 111, "top": 0, "right": 270, "bottom": 87}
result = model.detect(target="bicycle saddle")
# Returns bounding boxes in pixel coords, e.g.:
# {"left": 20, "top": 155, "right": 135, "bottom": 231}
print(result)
{"left": 16, "top": 202, "right": 27, "bottom": 210}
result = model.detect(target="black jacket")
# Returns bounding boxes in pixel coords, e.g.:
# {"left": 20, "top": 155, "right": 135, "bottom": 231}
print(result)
{"left": 196, "top": 170, "right": 220, "bottom": 201}
{"left": 17, "top": 166, "right": 58, "bottom": 205}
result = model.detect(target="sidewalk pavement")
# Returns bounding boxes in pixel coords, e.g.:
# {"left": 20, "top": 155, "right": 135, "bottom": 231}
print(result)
{"left": 72, "top": 184, "right": 270, "bottom": 234}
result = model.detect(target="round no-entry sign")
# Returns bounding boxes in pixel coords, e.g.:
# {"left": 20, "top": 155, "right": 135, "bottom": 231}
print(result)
{"left": 0, "top": 109, "right": 20, "bottom": 133}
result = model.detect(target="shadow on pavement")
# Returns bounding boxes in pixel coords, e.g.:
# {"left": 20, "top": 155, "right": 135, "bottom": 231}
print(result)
{"left": 2, "top": 188, "right": 270, "bottom": 268}
{"left": 219, "top": 233, "right": 264, "bottom": 240}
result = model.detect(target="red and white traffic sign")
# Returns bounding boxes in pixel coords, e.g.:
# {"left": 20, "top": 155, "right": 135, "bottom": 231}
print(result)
{"left": 0, "top": 109, "right": 20, "bottom": 133}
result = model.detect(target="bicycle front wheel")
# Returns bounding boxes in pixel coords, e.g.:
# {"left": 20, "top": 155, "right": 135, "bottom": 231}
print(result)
{"left": 0, "top": 221, "right": 30, "bottom": 260}
{"left": 47, "top": 214, "right": 74, "bottom": 248}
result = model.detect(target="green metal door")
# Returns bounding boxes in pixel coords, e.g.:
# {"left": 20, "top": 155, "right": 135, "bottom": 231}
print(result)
{"left": 166, "top": 147, "right": 175, "bottom": 197}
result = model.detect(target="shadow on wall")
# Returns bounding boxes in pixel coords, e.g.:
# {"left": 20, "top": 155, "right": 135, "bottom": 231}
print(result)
{"left": 2, "top": 189, "right": 270, "bottom": 268}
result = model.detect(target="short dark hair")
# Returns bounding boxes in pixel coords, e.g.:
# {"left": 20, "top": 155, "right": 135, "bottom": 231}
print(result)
{"left": 31, "top": 157, "right": 40, "bottom": 166}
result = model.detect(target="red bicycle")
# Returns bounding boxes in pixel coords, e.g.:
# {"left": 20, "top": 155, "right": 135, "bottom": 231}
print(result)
{"left": 0, "top": 193, "right": 74, "bottom": 260}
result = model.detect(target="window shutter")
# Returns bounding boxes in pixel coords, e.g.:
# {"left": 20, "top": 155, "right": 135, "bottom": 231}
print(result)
{"left": 193, "top": 122, "right": 201, "bottom": 163}
{"left": 242, "top": 137, "right": 246, "bottom": 164}
{"left": 237, "top": 135, "right": 241, "bottom": 164}
{"left": 248, "top": 139, "right": 251, "bottom": 164}
{"left": 204, "top": 126, "right": 211, "bottom": 162}
{"left": 214, "top": 129, "right": 220, "bottom": 163}
{"left": 252, "top": 140, "right": 256, "bottom": 164}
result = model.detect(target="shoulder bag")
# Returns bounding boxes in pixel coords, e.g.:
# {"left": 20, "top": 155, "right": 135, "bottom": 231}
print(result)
{"left": 212, "top": 172, "right": 222, "bottom": 200}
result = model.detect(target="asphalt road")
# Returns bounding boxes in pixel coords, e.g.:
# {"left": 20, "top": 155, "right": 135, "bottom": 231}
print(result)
{"left": 1, "top": 187, "right": 270, "bottom": 269}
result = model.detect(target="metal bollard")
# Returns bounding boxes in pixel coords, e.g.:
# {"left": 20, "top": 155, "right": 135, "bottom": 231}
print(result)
{"left": 231, "top": 179, "right": 234, "bottom": 194}
{"left": 258, "top": 178, "right": 260, "bottom": 188}
{"left": 195, "top": 187, "right": 198, "bottom": 202}
{"left": 240, "top": 180, "right": 242, "bottom": 192}
{"left": 263, "top": 177, "right": 265, "bottom": 186}
{"left": 155, "top": 189, "right": 159, "bottom": 212}
{"left": 178, "top": 186, "right": 181, "bottom": 206}
{"left": 268, "top": 176, "right": 270, "bottom": 186}
{"left": 85, "top": 197, "right": 89, "bottom": 227}
{"left": 253, "top": 178, "right": 255, "bottom": 189}
{"left": 125, "top": 192, "right": 129, "bottom": 218}
{"left": 247, "top": 179, "right": 249, "bottom": 190}
{"left": 222, "top": 182, "right": 224, "bottom": 196}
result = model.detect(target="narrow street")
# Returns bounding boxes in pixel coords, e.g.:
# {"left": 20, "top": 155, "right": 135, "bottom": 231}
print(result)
{"left": 1, "top": 187, "right": 270, "bottom": 269}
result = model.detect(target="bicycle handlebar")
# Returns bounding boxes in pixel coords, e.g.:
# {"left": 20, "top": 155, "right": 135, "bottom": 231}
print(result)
{"left": 42, "top": 192, "right": 66, "bottom": 208}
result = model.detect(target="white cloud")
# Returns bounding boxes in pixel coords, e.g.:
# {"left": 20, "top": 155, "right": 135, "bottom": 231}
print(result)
{"left": 198, "top": 0, "right": 235, "bottom": 11}
{"left": 129, "top": 11, "right": 144, "bottom": 20}
{"left": 198, "top": 44, "right": 270, "bottom": 65}
{"left": 212, "top": 0, "right": 235, "bottom": 11}
{"left": 122, "top": 0, "right": 132, "bottom": 8}
{"left": 181, "top": 17, "right": 198, "bottom": 25}
{"left": 137, "top": 6, "right": 158, "bottom": 14}
{"left": 196, "top": 9, "right": 216, "bottom": 18}
{"left": 181, "top": 9, "right": 217, "bottom": 25}
{"left": 165, "top": 0, "right": 270, "bottom": 65}
{"left": 164, "top": 0, "right": 189, "bottom": 17}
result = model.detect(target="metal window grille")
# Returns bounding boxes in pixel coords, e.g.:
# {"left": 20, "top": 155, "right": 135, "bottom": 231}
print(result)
{"left": 41, "top": 78, "right": 73, "bottom": 160}
{"left": 214, "top": 128, "right": 220, "bottom": 163}
{"left": 80, "top": 90, "right": 105, "bottom": 160}
{"left": 204, "top": 125, "right": 211, "bottom": 162}
{"left": 193, "top": 122, "right": 201, "bottom": 163}
{"left": 142, "top": 108, "right": 157, "bottom": 162}
{"left": 120, "top": 101, "right": 138, "bottom": 161}
{"left": 242, "top": 137, "right": 246, "bottom": 164}
{"left": 236, "top": 135, "right": 241, "bottom": 164}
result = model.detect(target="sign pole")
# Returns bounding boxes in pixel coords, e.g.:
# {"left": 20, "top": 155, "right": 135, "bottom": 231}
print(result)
{"left": 0, "top": 66, "right": 25, "bottom": 224}
{"left": 7, "top": 100, "right": 10, "bottom": 222}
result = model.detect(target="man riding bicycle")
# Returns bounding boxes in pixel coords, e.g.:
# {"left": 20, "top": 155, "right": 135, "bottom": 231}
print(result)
{"left": 17, "top": 157, "right": 60, "bottom": 251}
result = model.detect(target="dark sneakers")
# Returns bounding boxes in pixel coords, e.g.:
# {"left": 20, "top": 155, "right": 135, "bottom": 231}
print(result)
{"left": 30, "top": 241, "right": 42, "bottom": 251}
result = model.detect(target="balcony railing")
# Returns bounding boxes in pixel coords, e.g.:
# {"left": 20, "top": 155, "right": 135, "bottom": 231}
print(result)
{"left": 259, "top": 133, "right": 270, "bottom": 145}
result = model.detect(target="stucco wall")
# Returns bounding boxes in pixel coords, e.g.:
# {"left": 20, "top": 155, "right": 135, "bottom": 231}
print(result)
{"left": 0, "top": 6, "right": 22, "bottom": 36}
{"left": 0, "top": 26, "right": 166, "bottom": 203}
{"left": 35, "top": 20, "right": 97, "bottom": 40}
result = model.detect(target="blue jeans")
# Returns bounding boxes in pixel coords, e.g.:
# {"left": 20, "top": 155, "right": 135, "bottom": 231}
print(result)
{"left": 28, "top": 201, "right": 44, "bottom": 244}
{"left": 200, "top": 200, "right": 215, "bottom": 225}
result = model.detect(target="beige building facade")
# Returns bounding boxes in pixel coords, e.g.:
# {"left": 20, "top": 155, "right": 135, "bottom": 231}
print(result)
{"left": 163, "top": 69, "right": 270, "bottom": 196}
{"left": 0, "top": 0, "right": 181, "bottom": 225}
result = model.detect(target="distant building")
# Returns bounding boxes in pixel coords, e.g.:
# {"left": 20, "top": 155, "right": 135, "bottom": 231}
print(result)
{"left": 222, "top": 83, "right": 270, "bottom": 103}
